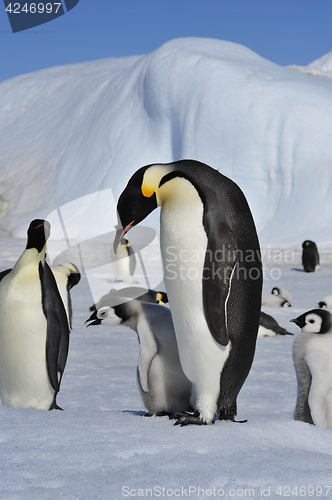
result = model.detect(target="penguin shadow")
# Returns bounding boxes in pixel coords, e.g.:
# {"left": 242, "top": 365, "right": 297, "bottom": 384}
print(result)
{"left": 122, "top": 410, "right": 148, "bottom": 417}
{"left": 290, "top": 268, "right": 305, "bottom": 272}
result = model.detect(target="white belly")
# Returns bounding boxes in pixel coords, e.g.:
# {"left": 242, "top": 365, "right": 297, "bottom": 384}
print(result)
{"left": 0, "top": 273, "right": 54, "bottom": 410}
{"left": 160, "top": 196, "right": 230, "bottom": 423}
{"left": 306, "top": 333, "right": 332, "bottom": 428}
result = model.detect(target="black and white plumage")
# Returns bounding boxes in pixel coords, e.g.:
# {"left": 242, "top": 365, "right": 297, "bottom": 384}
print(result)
{"left": 271, "top": 287, "right": 292, "bottom": 305}
{"left": 86, "top": 300, "right": 192, "bottom": 416}
{"left": 302, "top": 240, "right": 320, "bottom": 273}
{"left": 258, "top": 311, "right": 293, "bottom": 337}
{"left": 52, "top": 262, "right": 81, "bottom": 328}
{"left": 319, "top": 295, "right": 332, "bottom": 309}
{"left": 291, "top": 309, "right": 332, "bottom": 428}
{"left": 114, "top": 159, "right": 262, "bottom": 425}
{"left": 262, "top": 294, "right": 291, "bottom": 308}
{"left": 0, "top": 220, "right": 70, "bottom": 410}
{"left": 111, "top": 237, "right": 137, "bottom": 283}
{"left": 89, "top": 286, "right": 168, "bottom": 311}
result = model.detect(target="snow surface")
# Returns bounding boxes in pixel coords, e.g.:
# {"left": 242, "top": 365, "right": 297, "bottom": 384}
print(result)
{"left": 0, "top": 38, "right": 331, "bottom": 248}
{"left": 288, "top": 50, "right": 332, "bottom": 78}
{"left": 1, "top": 237, "right": 332, "bottom": 500}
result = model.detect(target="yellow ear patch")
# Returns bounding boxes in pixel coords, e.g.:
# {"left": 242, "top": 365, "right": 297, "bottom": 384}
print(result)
{"left": 141, "top": 183, "right": 155, "bottom": 198}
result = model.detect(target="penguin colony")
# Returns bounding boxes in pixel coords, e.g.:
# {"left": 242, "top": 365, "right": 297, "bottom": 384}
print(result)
{"left": 0, "top": 160, "right": 330, "bottom": 429}
{"left": 0, "top": 220, "right": 80, "bottom": 410}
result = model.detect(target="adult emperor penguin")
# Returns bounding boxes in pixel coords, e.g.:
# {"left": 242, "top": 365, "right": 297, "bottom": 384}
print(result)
{"left": 86, "top": 300, "right": 192, "bottom": 416}
{"left": 114, "top": 159, "right": 262, "bottom": 425}
{"left": 111, "top": 237, "right": 137, "bottom": 283}
{"left": 51, "top": 262, "right": 81, "bottom": 328}
{"left": 0, "top": 220, "right": 70, "bottom": 410}
{"left": 291, "top": 309, "right": 332, "bottom": 428}
{"left": 302, "top": 240, "right": 320, "bottom": 273}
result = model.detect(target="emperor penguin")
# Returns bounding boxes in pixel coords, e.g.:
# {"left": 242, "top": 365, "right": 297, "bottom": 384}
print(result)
{"left": 261, "top": 294, "right": 291, "bottom": 308}
{"left": 302, "top": 240, "right": 320, "bottom": 273}
{"left": 319, "top": 295, "right": 332, "bottom": 309}
{"left": 0, "top": 220, "right": 70, "bottom": 410}
{"left": 111, "top": 237, "right": 137, "bottom": 283}
{"left": 89, "top": 286, "right": 168, "bottom": 311}
{"left": 291, "top": 309, "right": 332, "bottom": 428}
{"left": 258, "top": 311, "right": 293, "bottom": 337}
{"left": 114, "top": 159, "right": 262, "bottom": 425}
{"left": 52, "top": 262, "right": 81, "bottom": 328}
{"left": 271, "top": 287, "right": 292, "bottom": 305}
{"left": 86, "top": 300, "right": 192, "bottom": 416}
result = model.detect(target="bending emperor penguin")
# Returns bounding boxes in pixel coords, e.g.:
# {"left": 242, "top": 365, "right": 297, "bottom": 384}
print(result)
{"left": 86, "top": 300, "right": 192, "bottom": 416}
{"left": 302, "top": 240, "right": 320, "bottom": 273}
{"left": 114, "top": 160, "right": 262, "bottom": 425}
{"left": 51, "top": 262, "right": 81, "bottom": 328}
{"left": 291, "top": 309, "right": 332, "bottom": 428}
{"left": 0, "top": 220, "right": 70, "bottom": 410}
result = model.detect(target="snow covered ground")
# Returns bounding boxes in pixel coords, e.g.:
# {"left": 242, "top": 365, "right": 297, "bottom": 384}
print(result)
{"left": 0, "top": 237, "right": 331, "bottom": 500}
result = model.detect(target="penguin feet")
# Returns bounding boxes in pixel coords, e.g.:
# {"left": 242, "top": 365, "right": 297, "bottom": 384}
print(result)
{"left": 174, "top": 414, "right": 212, "bottom": 426}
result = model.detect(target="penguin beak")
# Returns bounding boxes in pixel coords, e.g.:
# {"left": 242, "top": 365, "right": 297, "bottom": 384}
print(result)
{"left": 290, "top": 318, "right": 301, "bottom": 327}
{"left": 85, "top": 311, "right": 101, "bottom": 327}
{"left": 113, "top": 221, "right": 135, "bottom": 254}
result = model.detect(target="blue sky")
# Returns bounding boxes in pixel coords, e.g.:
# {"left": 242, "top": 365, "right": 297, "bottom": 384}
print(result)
{"left": 0, "top": 0, "right": 331, "bottom": 83}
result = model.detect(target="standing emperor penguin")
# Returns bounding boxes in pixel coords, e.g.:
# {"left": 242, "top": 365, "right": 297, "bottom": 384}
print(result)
{"left": 0, "top": 220, "right": 70, "bottom": 410}
{"left": 111, "top": 237, "right": 137, "bottom": 283}
{"left": 291, "top": 309, "right": 332, "bottom": 428}
{"left": 114, "top": 160, "right": 262, "bottom": 425}
{"left": 302, "top": 240, "right": 320, "bottom": 273}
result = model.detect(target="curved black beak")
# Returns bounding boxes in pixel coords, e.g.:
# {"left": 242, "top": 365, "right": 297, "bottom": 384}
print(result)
{"left": 85, "top": 310, "right": 101, "bottom": 327}
{"left": 113, "top": 221, "right": 135, "bottom": 254}
{"left": 290, "top": 318, "right": 301, "bottom": 327}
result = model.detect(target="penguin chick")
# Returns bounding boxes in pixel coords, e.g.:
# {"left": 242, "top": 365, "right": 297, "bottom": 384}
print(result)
{"left": 51, "top": 262, "right": 81, "bottom": 328}
{"left": 258, "top": 311, "right": 293, "bottom": 337}
{"left": 262, "top": 295, "right": 291, "bottom": 308}
{"left": 302, "top": 240, "right": 320, "bottom": 273}
{"left": 114, "top": 159, "right": 262, "bottom": 425}
{"left": 111, "top": 237, "right": 137, "bottom": 283}
{"left": 319, "top": 295, "right": 332, "bottom": 309}
{"left": 86, "top": 300, "right": 192, "bottom": 416}
{"left": 0, "top": 220, "right": 70, "bottom": 410}
{"left": 271, "top": 287, "right": 292, "bottom": 305}
{"left": 291, "top": 309, "right": 332, "bottom": 428}
{"left": 89, "top": 286, "right": 168, "bottom": 311}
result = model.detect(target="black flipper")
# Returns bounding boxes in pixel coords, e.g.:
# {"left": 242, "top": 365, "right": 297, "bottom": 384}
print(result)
{"left": 39, "top": 261, "right": 70, "bottom": 401}
{"left": 0, "top": 268, "right": 12, "bottom": 281}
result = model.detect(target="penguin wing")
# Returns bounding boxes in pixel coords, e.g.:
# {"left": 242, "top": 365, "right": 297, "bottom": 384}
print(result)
{"left": 136, "top": 319, "right": 158, "bottom": 393}
{"left": 0, "top": 268, "right": 12, "bottom": 281}
{"left": 39, "top": 262, "right": 70, "bottom": 392}
{"left": 202, "top": 221, "right": 237, "bottom": 347}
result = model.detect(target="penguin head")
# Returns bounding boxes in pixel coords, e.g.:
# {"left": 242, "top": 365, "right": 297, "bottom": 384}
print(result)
{"left": 281, "top": 300, "right": 291, "bottom": 308}
{"left": 85, "top": 307, "right": 122, "bottom": 327}
{"left": 114, "top": 164, "right": 179, "bottom": 251}
{"left": 319, "top": 301, "right": 327, "bottom": 309}
{"left": 155, "top": 291, "right": 169, "bottom": 305}
{"left": 291, "top": 309, "right": 332, "bottom": 334}
{"left": 272, "top": 287, "right": 280, "bottom": 296}
{"left": 302, "top": 240, "right": 316, "bottom": 249}
{"left": 86, "top": 302, "right": 140, "bottom": 329}
{"left": 26, "top": 219, "right": 51, "bottom": 253}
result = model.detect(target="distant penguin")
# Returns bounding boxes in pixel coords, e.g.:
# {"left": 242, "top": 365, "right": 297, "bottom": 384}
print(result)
{"left": 111, "top": 237, "right": 137, "bottom": 283}
{"left": 52, "top": 262, "right": 81, "bottom": 328}
{"left": 0, "top": 220, "right": 70, "bottom": 410}
{"left": 271, "top": 287, "right": 292, "bottom": 304}
{"left": 319, "top": 295, "right": 332, "bottom": 309}
{"left": 114, "top": 159, "right": 262, "bottom": 425}
{"left": 86, "top": 300, "right": 192, "bottom": 416}
{"left": 89, "top": 286, "right": 168, "bottom": 311}
{"left": 262, "top": 295, "right": 291, "bottom": 308}
{"left": 291, "top": 309, "right": 332, "bottom": 428}
{"left": 302, "top": 240, "right": 320, "bottom": 273}
{"left": 258, "top": 311, "right": 293, "bottom": 337}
